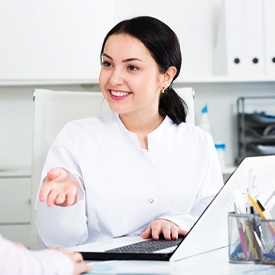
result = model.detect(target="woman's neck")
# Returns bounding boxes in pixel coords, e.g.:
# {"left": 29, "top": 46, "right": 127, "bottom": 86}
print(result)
{"left": 119, "top": 112, "right": 164, "bottom": 149}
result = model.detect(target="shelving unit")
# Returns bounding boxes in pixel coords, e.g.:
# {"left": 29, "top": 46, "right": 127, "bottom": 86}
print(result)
{"left": 237, "top": 96, "right": 275, "bottom": 164}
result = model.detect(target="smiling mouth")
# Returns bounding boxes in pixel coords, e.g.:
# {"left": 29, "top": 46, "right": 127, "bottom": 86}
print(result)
{"left": 109, "top": 90, "right": 131, "bottom": 97}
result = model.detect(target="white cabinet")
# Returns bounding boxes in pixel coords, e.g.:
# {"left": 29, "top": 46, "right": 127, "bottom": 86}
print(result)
{"left": 1, "top": 0, "right": 274, "bottom": 85}
{"left": 0, "top": 170, "right": 31, "bottom": 247}
{"left": 0, "top": 0, "right": 225, "bottom": 85}
{"left": 0, "top": 0, "right": 114, "bottom": 84}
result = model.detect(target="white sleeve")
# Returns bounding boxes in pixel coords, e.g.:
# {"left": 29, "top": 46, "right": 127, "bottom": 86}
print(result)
{"left": 0, "top": 235, "right": 73, "bottom": 275}
{"left": 35, "top": 123, "right": 89, "bottom": 247}
{"left": 36, "top": 198, "right": 88, "bottom": 247}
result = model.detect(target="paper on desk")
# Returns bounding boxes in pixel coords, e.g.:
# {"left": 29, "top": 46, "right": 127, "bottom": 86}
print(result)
{"left": 86, "top": 260, "right": 176, "bottom": 274}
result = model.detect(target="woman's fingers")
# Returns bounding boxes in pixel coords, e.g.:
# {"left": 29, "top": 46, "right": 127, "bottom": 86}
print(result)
{"left": 39, "top": 183, "right": 53, "bottom": 202}
{"left": 39, "top": 168, "right": 78, "bottom": 207}
{"left": 140, "top": 225, "right": 152, "bottom": 239}
{"left": 54, "top": 193, "right": 66, "bottom": 205}
{"left": 141, "top": 219, "right": 187, "bottom": 240}
{"left": 47, "top": 167, "right": 66, "bottom": 181}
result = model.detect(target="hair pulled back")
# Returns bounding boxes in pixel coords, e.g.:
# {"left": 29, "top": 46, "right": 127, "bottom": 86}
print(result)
{"left": 100, "top": 16, "right": 188, "bottom": 124}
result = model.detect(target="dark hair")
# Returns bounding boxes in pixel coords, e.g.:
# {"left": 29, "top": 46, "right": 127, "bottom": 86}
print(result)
{"left": 100, "top": 16, "right": 188, "bottom": 124}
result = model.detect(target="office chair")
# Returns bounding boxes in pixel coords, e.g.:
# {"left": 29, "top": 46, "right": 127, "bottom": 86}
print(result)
{"left": 30, "top": 87, "right": 195, "bottom": 249}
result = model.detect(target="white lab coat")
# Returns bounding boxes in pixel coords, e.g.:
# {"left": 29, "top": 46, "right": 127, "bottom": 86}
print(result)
{"left": 36, "top": 111, "right": 223, "bottom": 247}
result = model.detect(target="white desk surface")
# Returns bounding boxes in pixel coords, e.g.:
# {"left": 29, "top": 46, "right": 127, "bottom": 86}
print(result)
{"left": 85, "top": 247, "right": 275, "bottom": 275}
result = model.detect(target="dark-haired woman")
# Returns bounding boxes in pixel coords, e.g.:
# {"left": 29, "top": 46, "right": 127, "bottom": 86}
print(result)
{"left": 36, "top": 16, "right": 223, "bottom": 247}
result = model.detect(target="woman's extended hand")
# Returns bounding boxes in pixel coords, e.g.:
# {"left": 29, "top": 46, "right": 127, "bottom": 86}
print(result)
{"left": 140, "top": 219, "right": 187, "bottom": 240}
{"left": 50, "top": 248, "right": 91, "bottom": 275}
{"left": 39, "top": 168, "right": 79, "bottom": 207}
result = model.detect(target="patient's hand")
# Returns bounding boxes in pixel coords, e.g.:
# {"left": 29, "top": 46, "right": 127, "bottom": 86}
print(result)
{"left": 50, "top": 248, "right": 91, "bottom": 275}
{"left": 39, "top": 168, "right": 78, "bottom": 207}
{"left": 140, "top": 219, "right": 187, "bottom": 240}
{"left": 13, "top": 242, "right": 26, "bottom": 249}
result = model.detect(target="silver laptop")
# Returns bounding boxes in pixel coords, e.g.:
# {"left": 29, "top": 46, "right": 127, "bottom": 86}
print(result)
{"left": 72, "top": 156, "right": 275, "bottom": 261}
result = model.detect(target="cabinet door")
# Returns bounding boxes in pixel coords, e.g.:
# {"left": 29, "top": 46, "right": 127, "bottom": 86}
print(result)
{"left": 0, "top": 0, "right": 114, "bottom": 82}
{"left": 0, "top": 178, "right": 31, "bottom": 223}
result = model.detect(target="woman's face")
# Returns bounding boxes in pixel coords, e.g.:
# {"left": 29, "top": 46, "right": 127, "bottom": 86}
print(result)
{"left": 99, "top": 34, "right": 165, "bottom": 118}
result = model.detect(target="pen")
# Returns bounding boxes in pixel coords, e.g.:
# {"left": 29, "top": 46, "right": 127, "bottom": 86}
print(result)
{"left": 234, "top": 193, "right": 259, "bottom": 258}
{"left": 248, "top": 194, "right": 266, "bottom": 219}
{"left": 230, "top": 241, "right": 242, "bottom": 258}
{"left": 257, "top": 199, "right": 275, "bottom": 234}
{"left": 244, "top": 219, "right": 259, "bottom": 259}
{"left": 234, "top": 203, "right": 249, "bottom": 260}
{"left": 253, "top": 231, "right": 263, "bottom": 258}
{"left": 257, "top": 223, "right": 266, "bottom": 249}
{"left": 257, "top": 200, "right": 274, "bottom": 220}
{"left": 248, "top": 194, "right": 275, "bottom": 235}
{"left": 263, "top": 253, "right": 275, "bottom": 260}
{"left": 234, "top": 190, "right": 246, "bottom": 213}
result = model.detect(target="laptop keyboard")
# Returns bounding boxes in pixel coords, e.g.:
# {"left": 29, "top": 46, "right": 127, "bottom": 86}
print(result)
{"left": 105, "top": 238, "right": 183, "bottom": 253}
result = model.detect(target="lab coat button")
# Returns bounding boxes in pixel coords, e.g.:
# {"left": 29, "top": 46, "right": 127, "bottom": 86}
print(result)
{"left": 148, "top": 198, "right": 154, "bottom": 203}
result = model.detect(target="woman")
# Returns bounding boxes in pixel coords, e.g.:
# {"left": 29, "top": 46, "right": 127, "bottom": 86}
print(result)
{"left": 36, "top": 16, "right": 223, "bottom": 247}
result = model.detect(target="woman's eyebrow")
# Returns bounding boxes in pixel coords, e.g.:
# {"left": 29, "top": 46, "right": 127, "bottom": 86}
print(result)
{"left": 102, "top": 53, "right": 143, "bottom": 63}
{"left": 122, "top": 58, "right": 143, "bottom": 63}
{"left": 102, "top": 53, "right": 113, "bottom": 60}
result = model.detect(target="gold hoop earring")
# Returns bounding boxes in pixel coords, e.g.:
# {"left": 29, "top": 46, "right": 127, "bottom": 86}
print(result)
{"left": 161, "top": 87, "right": 166, "bottom": 94}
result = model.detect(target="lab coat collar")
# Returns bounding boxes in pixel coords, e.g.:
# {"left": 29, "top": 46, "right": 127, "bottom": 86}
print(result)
{"left": 111, "top": 112, "right": 173, "bottom": 151}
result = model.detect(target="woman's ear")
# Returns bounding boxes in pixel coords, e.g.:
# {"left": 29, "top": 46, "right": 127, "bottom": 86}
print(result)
{"left": 162, "top": 66, "right": 177, "bottom": 88}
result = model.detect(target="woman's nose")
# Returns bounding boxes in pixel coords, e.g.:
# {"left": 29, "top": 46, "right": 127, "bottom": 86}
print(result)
{"left": 109, "top": 67, "right": 124, "bottom": 86}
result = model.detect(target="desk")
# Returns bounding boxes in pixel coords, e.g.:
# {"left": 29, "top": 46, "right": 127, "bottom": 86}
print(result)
{"left": 85, "top": 247, "right": 275, "bottom": 274}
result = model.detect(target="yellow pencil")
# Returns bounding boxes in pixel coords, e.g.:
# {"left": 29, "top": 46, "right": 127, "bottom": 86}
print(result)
{"left": 248, "top": 194, "right": 275, "bottom": 234}
{"left": 248, "top": 194, "right": 266, "bottom": 218}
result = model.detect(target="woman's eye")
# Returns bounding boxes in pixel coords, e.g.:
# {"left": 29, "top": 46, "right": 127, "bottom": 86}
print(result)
{"left": 102, "top": 61, "right": 112, "bottom": 67}
{"left": 127, "top": 65, "right": 138, "bottom": 71}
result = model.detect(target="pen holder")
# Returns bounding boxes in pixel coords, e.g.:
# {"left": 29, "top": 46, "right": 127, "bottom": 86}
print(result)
{"left": 228, "top": 212, "right": 261, "bottom": 263}
{"left": 258, "top": 218, "right": 275, "bottom": 265}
